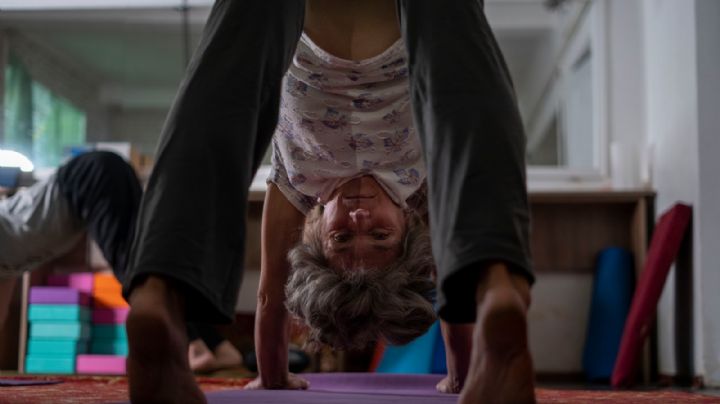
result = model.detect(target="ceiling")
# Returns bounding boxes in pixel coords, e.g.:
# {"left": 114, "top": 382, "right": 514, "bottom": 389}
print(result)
{"left": 0, "top": 0, "right": 571, "bottom": 110}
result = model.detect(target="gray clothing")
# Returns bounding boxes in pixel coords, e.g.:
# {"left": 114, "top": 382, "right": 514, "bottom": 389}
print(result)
{"left": 0, "top": 152, "right": 142, "bottom": 280}
{"left": 0, "top": 175, "right": 84, "bottom": 278}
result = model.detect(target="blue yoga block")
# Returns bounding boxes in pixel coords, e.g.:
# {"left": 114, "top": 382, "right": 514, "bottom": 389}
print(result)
{"left": 29, "top": 305, "right": 90, "bottom": 322}
{"left": 30, "top": 321, "right": 90, "bottom": 340}
{"left": 92, "top": 324, "right": 127, "bottom": 340}
{"left": 91, "top": 339, "right": 129, "bottom": 356}
{"left": 28, "top": 339, "right": 88, "bottom": 356}
{"left": 583, "top": 247, "right": 635, "bottom": 381}
{"left": 26, "top": 355, "right": 76, "bottom": 374}
{"left": 377, "top": 321, "right": 439, "bottom": 374}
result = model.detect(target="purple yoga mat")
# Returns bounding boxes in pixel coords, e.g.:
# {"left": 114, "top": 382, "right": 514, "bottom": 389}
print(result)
{"left": 118, "top": 373, "right": 454, "bottom": 404}
{"left": 208, "top": 374, "right": 454, "bottom": 404}
{"left": 29, "top": 287, "right": 91, "bottom": 306}
{"left": 0, "top": 378, "right": 63, "bottom": 387}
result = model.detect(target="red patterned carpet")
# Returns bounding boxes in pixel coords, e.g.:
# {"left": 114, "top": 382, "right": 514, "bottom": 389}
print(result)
{"left": 0, "top": 376, "right": 718, "bottom": 403}
{"left": 0, "top": 376, "right": 249, "bottom": 404}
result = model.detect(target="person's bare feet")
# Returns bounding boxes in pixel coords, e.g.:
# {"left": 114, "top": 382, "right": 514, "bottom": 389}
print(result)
{"left": 126, "top": 276, "right": 206, "bottom": 404}
{"left": 459, "top": 267, "right": 536, "bottom": 404}
{"left": 211, "top": 340, "right": 243, "bottom": 370}
{"left": 188, "top": 339, "right": 217, "bottom": 373}
{"left": 189, "top": 339, "right": 243, "bottom": 373}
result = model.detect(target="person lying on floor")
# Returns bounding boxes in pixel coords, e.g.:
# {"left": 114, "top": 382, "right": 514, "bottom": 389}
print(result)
{"left": 0, "top": 152, "right": 243, "bottom": 374}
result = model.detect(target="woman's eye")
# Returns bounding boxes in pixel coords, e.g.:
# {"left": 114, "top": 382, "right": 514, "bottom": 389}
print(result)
{"left": 372, "top": 232, "right": 389, "bottom": 240}
{"left": 334, "top": 233, "right": 351, "bottom": 242}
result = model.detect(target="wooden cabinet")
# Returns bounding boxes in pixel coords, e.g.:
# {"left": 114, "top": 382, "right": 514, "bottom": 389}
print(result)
{"left": 528, "top": 190, "right": 655, "bottom": 381}
{"left": 530, "top": 190, "right": 655, "bottom": 279}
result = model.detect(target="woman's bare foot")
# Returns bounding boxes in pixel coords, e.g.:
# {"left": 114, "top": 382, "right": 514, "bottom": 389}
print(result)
{"left": 459, "top": 267, "right": 536, "bottom": 404}
{"left": 126, "top": 276, "right": 206, "bottom": 404}
{"left": 189, "top": 339, "right": 243, "bottom": 373}
{"left": 188, "top": 339, "right": 217, "bottom": 373}
{"left": 211, "top": 340, "right": 243, "bottom": 370}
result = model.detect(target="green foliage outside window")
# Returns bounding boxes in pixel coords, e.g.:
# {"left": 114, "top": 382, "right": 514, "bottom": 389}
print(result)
{"left": 4, "top": 53, "right": 86, "bottom": 168}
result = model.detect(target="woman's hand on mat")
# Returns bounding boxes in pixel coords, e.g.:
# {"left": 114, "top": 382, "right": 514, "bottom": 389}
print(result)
{"left": 244, "top": 373, "right": 309, "bottom": 390}
{"left": 436, "top": 375, "right": 463, "bottom": 394}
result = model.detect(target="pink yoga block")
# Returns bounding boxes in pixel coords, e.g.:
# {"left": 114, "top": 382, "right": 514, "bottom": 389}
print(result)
{"left": 47, "top": 273, "right": 95, "bottom": 294}
{"left": 76, "top": 355, "right": 126, "bottom": 375}
{"left": 92, "top": 308, "right": 129, "bottom": 324}
{"left": 29, "top": 287, "right": 91, "bottom": 306}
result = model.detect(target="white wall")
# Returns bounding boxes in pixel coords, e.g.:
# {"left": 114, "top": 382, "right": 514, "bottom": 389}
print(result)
{"left": 638, "top": 0, "right": 720, "bottom": 385}
{"left": 642, "top": 0, "right": 700, "bottom": 378}
{"left": 608, "top": 0, "right": 720, "bottom": 385}
{"left": 607, "top": 0, "right": 646, "bottom": 149}
{"left": 695, "top": 0, "right": 720, "bottom": 387}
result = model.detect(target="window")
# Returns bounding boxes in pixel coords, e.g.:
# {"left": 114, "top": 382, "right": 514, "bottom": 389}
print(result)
{"left": 4, "top": 53, "right": 86, "bottom": 168}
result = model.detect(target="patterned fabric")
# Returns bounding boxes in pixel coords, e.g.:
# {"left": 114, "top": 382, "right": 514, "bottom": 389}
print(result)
{"left": 269, "top": 33, "right": 426, "bottom": 215}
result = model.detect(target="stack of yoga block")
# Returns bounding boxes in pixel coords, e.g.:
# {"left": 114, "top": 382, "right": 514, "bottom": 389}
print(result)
{"left": 25, "top": 272, "right": 129, "bottom": 375}
{"left": 76, "top": 273, "right": 129, "bottom": 375}
{"left": 25, "top": 274, "right": 93, "bottom": 374}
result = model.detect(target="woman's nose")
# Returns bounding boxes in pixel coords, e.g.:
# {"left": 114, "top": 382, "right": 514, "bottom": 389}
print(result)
{"left": 349, "top": 209, "right": 371, "bottom": 228}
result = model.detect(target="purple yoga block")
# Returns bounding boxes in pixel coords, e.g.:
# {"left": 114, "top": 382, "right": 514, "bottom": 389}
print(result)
{"left": 47, "top": 273, "right": 95, "bottom": 294}
{"left": 29, "top": 287, "right": 90, "bottom": 306}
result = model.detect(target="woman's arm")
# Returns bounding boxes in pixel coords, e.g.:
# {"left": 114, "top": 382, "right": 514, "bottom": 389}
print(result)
{"left": 247, "top": 183, "right": 307, "bottom": 389}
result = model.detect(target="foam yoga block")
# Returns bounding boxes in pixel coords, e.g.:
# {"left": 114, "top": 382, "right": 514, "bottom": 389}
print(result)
{"left": 93, "top": 273, "right": 122, "bottom": 293}
{"left": 30, "top": 322, "right": 91, "bottom": 340}
{"left": 28, "top": 340, "right": 88, "bottom": 356}
{"left": 29, "top": 287, "right": 90, "bottom": 306}
{"left": 91, "top": 340, "right": 129, "bottom": 356}
{"left": 76, "top": 355, "right": 126, "bottom": 375}
{"left": 612, "top": 203, "right": 692, "bottom": 388}
{"left": 92, "top": 325, "right": 127, "bottom": 340}
{"left": 583, "top": 247, "right": 634, "bottom": 381}
{"left": 93, "top": 293, "right": 129, "bottom": 309}
{"left": 29, "top": 305, "right": 91, "bottom": 322}
{"left": 92, "top": 308, "right": 129, "bottom": 324}
{"left": 26, "top": 356, "right": 76, "bottom": 374}
{"left": 47, "top": 273, "right": 94, "bottom": 294}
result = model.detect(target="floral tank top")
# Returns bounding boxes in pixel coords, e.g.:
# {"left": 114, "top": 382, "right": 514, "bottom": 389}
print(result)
{"left": 268, "top": 32, "right": 426, "bottom": 215}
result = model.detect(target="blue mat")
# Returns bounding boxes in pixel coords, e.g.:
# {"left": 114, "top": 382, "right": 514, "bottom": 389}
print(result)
{"left": 376, "top": 321, "right": 442, "bottom": 374}
{"left": 583, "top": 247, "right": 635, "bottom": 381}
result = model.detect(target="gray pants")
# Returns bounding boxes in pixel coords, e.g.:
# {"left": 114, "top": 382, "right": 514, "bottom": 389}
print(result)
{"left": 125, "top": 0, "right": 533, "bottom": 324}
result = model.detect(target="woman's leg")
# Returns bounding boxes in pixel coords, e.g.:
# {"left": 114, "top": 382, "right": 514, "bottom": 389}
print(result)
{"left": 123, "top": 0, "right": 305, "bottom": 402}
{"left": 397, "top": 0, "right": 535, "bottom": 402}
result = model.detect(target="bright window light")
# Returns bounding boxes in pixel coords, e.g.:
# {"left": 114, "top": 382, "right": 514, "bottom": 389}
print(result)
{"left": 0, "top": 149, "right": 34, "bottom": 172}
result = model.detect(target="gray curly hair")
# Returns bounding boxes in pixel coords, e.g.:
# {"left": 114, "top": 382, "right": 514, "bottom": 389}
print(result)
{"left": 285, "top": 209, "right": 437, "bottom": 351}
